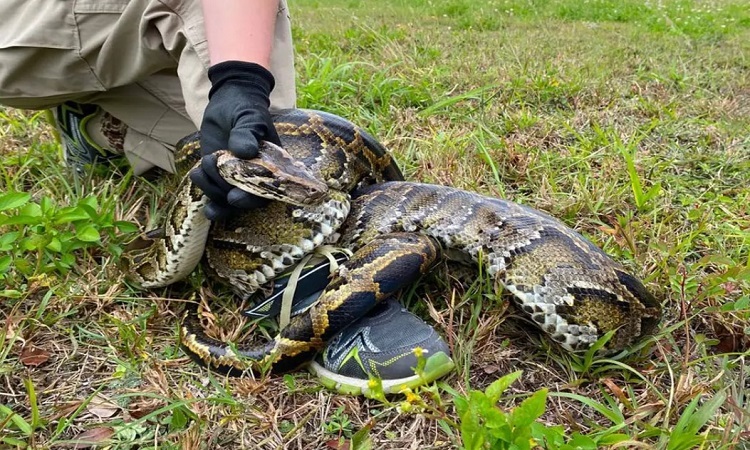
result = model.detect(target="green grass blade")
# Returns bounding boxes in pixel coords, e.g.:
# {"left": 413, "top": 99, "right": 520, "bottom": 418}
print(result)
{"left": 550, "top": 392, "right": 625, "bottom": 425}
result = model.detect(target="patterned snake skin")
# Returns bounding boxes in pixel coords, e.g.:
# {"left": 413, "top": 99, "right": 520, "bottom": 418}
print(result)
{"left": 127, "top": 109, "right": 662, "bottom": 374}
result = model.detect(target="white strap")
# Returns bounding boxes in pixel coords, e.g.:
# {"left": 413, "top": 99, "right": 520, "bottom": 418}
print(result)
{"left": 279, "top": 253, "right": 313, "bottom": 330}
{"left": 277, "top": 245, "right": 352, "bottom": 330}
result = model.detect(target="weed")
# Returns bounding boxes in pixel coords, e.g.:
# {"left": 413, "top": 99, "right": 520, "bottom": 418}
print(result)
{"left": 323, "top": 406, "right": 354, "bottom": 439}
{"left": 0, "top": 186, "right": 137, "bottom": 293}
{"left": 451, "top": 370, "right": 628, "bottom": 449}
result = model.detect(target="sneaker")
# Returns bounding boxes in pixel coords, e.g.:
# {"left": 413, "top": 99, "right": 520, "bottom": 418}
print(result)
{"left": 309, "top": 299, "right": 454, "bottom": 396}
{"left": 52, "top": 101, "right": 122, "bottom": 175}
{"left": 246, "top": 257, "right": 455, "bottom": 396}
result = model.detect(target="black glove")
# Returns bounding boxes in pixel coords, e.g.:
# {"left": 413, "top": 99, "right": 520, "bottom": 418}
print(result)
{"left": 190, "top": 61, "right": 282, "bottom": 220}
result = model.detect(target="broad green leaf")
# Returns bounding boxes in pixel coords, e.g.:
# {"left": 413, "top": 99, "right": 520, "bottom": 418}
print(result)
{"left": 0, "top": 215, "right": 43, "bottom": 226}
{"left": 0, "top": 192, "right": 31, "bottom": 211}
{"left": 0, "top": 290, "right": 23, "bottom": 298}
{"left": 23, "top": 235, "right": 48, "bottom": 251}
{"left": 39, "top": 197, "right": 55, "bottom": 216}
{"left": 486, "top": 370, "right": 523, "bottom": 403}
{"left": 488, "top": 420, "right": 512, "bottom": 442}
{"left": 482, "top": 407, "right": 507, "bottom": 430}
{"left": 453, "top": 394, "right": 469, "bottom": 416}
{"left": 0, "top": 255, "right": 11, "bottom": 273}
{"left": 169, "top": 407, "right": 187, "bottom": 432}
{"left": 460, "top": 391, "right": 487, "bottom": 450}
{"left": 107, "top": 243, "right": 124, "bottom": 258}
{"left": 0, "top": 231, "right": 20, "bottom": 248}
{"left": 19, "top": 203, "right": 42, "bottom": 217}
{"left": 76, "top": 225, "right": 101, "bottom": 242}
{"left": 13, "top": 258, "right": 33, "bottom": 275}
{"left": 351, "top": 421, "right": 374, "bottom": 450}
{"left": 531, "top": 422, "right": 565, "bottom": 448}
{"left": 46, "top": 237, "right": 62, "bottom": 253}
{"left": 283, "top": 374, "right": 296, "bottom": 390}
{"left": 60, "top": 253, "right": 76, "bottom": 267}
{"left": 512, "top": 432, "right": 533, "bottom": 450}
{"left": 115, "top": 221, "right": 140, "bottom": 233}
{"left": 79, "top": 196, "right": 99, "bottom": 211}
{"left": 566, "top": 433, "right": 597, "bottom": 449}
{"left": 115, "top": 425, "right": 138, "bottom": 442}
{"left": 511, "top": 388, "right": 548, "bottom": 428}
{"left": 76, "top": 203, "right": 99, "bottom": 221}
{"left": 734, "top": 269, "right": 750, "bottom": 282}
{"left": 54, "top": 208, "right": 93, "bottom": 224}
{"left": 734, "top": 296, "right": 750, "bottom": 310}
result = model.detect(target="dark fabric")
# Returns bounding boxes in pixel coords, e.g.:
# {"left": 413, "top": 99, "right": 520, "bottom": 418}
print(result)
{"left": 191, "top": 61, "right": 280, "bottom": 220}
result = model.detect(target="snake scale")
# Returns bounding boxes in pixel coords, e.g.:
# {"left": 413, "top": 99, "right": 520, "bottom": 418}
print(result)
{"left": 127, "top": 109, "right": 662, "bottom": 374}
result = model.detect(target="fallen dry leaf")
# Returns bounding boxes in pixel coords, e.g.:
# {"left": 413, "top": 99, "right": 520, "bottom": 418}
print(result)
{"left": 482, "top": 364, "right": 500, "bottom": 374}
{"left": 19, "top": 345, "right": 50, "bottom": 367}
{"left": 63, "top": 427, "right": 114, "bottom": 449}
{"left": 86, "top": 394, "right": 119, "bottom": 419}
{"left": 128, "top": 397, "right": 164, "bottom": 420}
{"left": 602, "top": 378, "right": 632, "bottom": 411}
{"left": 325, "top": 439, "right": 349, "bottom": 450}
{"left": 50, "top": 401, "right": 85, "bottom": 421}
{"left": 597, "top": 225, "right": 618, "bottom": 236}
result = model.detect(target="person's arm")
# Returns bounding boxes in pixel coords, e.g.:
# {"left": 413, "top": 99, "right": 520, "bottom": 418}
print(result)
{"left": 191, "top": 0, "right": 283, "bottom": 220}
{"left": 201, "top": 0, "right": 278, "bottom": 67}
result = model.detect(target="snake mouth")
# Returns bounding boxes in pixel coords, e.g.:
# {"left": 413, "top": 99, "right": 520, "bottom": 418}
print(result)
{"left": 638, "top": 309, "right": 662, "bottom": 339}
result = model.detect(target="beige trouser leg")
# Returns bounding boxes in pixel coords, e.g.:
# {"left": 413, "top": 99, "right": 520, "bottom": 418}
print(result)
{"left": 0, "top": 0, "right": 296, "bottom": 175}
{"left": 81, "top": 71, "right": 197, "bottom": 174}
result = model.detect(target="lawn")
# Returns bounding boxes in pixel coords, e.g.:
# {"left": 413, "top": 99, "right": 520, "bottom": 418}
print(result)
{"left": 1, "top": 0, "right": 749, "bottom": 448}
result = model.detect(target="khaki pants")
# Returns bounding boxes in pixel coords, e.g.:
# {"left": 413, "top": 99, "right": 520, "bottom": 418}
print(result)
{"left": 0, "top": 0, "right": 296, "bottom": 174}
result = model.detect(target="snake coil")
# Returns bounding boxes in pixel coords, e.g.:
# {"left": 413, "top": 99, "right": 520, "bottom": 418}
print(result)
{"left": 127, "top": 109, "right": 662, "bottom": 374}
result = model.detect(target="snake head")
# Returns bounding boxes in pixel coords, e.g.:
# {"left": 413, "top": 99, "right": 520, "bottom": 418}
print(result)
{"left": 216, "top": 142, "right": 329, "bottom": 207}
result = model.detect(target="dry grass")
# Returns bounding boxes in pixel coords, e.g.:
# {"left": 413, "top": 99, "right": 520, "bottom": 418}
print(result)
{"left": 2, "top": 0, "right": 750, "bottom": 448}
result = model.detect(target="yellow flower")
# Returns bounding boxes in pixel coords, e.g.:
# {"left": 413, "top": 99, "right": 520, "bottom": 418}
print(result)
{"left": 405, "top": 391, "right": 421, "bottom": 404}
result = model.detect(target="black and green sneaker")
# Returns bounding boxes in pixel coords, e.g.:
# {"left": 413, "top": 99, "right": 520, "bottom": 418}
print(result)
{"left": 52, "top": 101, "right": 122, "bottom": 176}
{"left": 308, "top": 299, "right": 454, "bottom": 396}
{"left": 245, "top": 257, "right": 455, "bottom": 396}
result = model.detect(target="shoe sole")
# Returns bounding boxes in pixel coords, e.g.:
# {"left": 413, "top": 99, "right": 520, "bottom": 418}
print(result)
{"left": 308, "top": 351, "right": 455, "bottom": 397}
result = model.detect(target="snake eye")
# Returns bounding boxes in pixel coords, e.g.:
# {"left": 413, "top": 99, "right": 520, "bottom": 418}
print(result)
{"left": 245, "top": 165, "right": 275, "bottom": 179}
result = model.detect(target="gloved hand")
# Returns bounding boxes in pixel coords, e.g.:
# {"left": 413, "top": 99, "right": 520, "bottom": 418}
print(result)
{"left": 190, "top": 60, "right": 281, "bottom": 220}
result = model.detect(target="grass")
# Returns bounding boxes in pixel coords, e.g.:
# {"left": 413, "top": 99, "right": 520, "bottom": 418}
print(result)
{"left": 1, "top": 0, "right": 750, "bottom": 447}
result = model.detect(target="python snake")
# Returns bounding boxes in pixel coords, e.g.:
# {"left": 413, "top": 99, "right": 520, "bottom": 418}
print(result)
{"left": 127, "top": 109, "right": 662, "bottom": 374}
